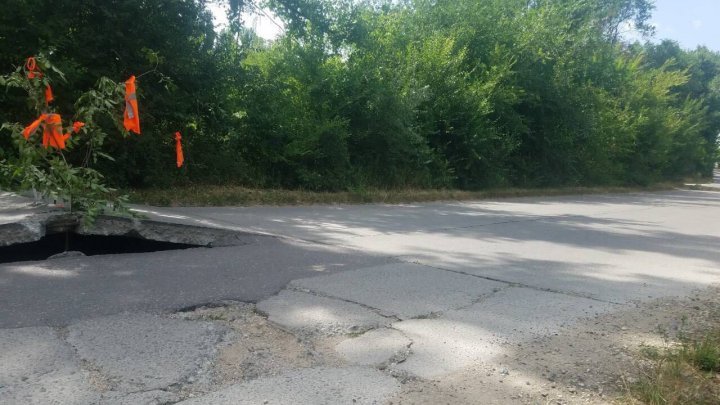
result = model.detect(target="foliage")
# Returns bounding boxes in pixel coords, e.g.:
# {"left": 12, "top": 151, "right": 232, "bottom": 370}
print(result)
{"left": 0, "top": 56, "right": 128, "bottom": 221}
{"left": 0, "top": 0, "right": 718, "bottom": 193}
{"left": 629, "top": 330, "right": 720, "bottom": 405}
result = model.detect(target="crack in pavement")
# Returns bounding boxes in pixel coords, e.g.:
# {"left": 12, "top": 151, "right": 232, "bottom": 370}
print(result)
{"left": 283, "top": 285, "right": 404, "bottom": 322}
{"left": 53, "top": 325, "right": 116, "bottom": 392}
{"left": 404, "top": 260, "right": 625, "bottom": 306}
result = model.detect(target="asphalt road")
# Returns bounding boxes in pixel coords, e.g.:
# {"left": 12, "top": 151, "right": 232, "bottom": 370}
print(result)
{"left": 2, "top": 188, "right": 720, "bottom": 404}
{"left": 165, "top": 189, "right": 720, "bottom": 304}
{"left": 0, "top": 236, "right": 393, "bottom": 328}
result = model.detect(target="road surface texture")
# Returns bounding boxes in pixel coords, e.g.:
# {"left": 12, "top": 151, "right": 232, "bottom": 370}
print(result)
{"left": 1, "top": 188, "right": 720, "bottom": 404}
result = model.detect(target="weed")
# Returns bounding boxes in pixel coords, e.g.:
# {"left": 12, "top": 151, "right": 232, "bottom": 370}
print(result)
{"left": 625, "top": 329, "right": 720, "bottom": 404}
{"left": 686, "top": 335, "right": 720, "bottom": 372}
{"left": 639, "top": 344, "right": 661, "bottom": 361}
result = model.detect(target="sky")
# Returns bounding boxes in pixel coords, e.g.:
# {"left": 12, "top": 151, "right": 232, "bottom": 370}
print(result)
{"left": 207, "top": 2, "right": 283, "bottom": 40}
{"left": 650, "top": 0, "right": 720, "bottom": 51}
{"left": 208, "top": 1, "right": 720, "bottom": 51}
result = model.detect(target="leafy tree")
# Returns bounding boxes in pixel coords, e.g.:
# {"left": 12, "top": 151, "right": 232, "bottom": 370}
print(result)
{"left": 1, "top": 56, "right": 128, "bottom": 220}
{"left": 1, "top": 0, "right": 717, "bottom": 193}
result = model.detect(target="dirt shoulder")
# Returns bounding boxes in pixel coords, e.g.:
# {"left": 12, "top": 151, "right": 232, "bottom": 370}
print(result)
{"left": 391, "top": 286, "right": 720, "bottom": 405}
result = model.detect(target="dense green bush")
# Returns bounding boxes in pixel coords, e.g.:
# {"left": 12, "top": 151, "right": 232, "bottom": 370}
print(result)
{"left": 1, "top": 0, "right": 718, "bottom": 192}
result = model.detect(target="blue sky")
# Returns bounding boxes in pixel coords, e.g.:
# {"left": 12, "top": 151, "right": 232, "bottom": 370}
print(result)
{"left": 209, "top": 1, "right": 720, "bottom": 49}
{"left": 650, "top": 0, "right": 720, "bottom": 51}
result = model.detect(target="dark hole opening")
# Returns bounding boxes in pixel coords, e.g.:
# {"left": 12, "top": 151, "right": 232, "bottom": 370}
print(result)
{"left": 0, "top": 233, "right": 201, "bottom": 264}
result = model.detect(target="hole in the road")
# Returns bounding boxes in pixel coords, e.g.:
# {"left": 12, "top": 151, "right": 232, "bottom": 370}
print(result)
{"left": 0, "top": 233, "right": 202, "bottom": 264}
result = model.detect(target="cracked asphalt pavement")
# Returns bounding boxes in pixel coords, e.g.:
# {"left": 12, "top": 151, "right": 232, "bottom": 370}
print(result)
{"left": 1, "top": 188, "right": 720, "bottom": 404}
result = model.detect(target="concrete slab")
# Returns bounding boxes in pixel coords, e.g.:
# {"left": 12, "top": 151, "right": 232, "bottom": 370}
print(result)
{"left": 291, "top": 263, "right": 507, "bottom": 319}
{"left": 0, "top": 192, "right": 48, "bottom": 225}
{"left": 393, "top": 287, "right": 618, "bottom": 378}
{"left": 177, "top": 366, "right": 401, "bottom": 405}
{"left": 257, "top": 290, "right": 390, "bottom": 336}
{"left": 0, "top": 326, "right": 100, "bottom": 405}
{"left": 335, "top": 328, "right": 412, "bottom": 367}
{"left": 66, "top": 313, "right": 225, "bottom": 391}
{"left": 392, "top": 318, "right": 502, "bottom": 379}
{"left": 0, "top": 220, "right": 44, "bottom": 247}
{"left": 443, "top": 287, "right": 617, "bottom": 341}
{"left": 78, "top": 215, "right": 257, "bottom": 248}
{"left": 0, "top": 192, "right": 74, "bottom": 247}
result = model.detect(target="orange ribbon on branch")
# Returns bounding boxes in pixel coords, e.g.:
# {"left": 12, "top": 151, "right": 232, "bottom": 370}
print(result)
{"left": 45, "top": 85, "right": 54, "bottom": 104}
{"left": 21, "top": 114, "right": 73, "bottom": 150}
{"left": 175, "top": 131, "right": 184, "bottom": 168}
{"left": 22, "top": 114, "right": 47, "bottom": 140}
{"left": 25, "top": 57, "right": 43, "bottom": 79}
{"left": 19, "top": 57, "right": 85, "bottom": 151}
{"left": 72, "top": 121, "right": 85, "bottom": 133}
{"left": 42, "top": 114, "right": 69, "bottom": 149}
{"left": 25, "top": 57, "right": 54, "bottom": 105}
{"left": 123, "top": 75, "right": 140, "bottom": 134}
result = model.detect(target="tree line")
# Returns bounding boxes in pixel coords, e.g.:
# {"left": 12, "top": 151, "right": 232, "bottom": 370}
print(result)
{"left": 1, "top": 0, "right": 718, "bottom": 191}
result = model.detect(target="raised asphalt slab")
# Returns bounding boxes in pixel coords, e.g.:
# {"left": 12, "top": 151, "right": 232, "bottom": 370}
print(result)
{"left": 2, "top": 188, "right": 720, "bottom": 403}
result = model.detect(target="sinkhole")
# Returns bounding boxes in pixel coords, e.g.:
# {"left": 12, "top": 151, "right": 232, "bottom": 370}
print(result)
{"left": 0, "top": 213, "right": 256, "bottom": 264}
{"left": 0, "top": 232, "right": 202, "bottom": 264}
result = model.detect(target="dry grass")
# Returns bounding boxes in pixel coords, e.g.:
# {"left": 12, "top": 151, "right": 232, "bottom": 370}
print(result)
{"left": 622, "top": 329, "right": 720, "bottom": 405}
{"left": 128, "top": 183, "right": 682, "bottom": 207}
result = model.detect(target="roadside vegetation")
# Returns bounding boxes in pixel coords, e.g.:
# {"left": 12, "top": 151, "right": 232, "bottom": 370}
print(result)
{"left": 128, "top": 183, "right": 682, "bottom": 206}
{"left": 2, "top": 1, "right": 719, "bottom": 200}
{"left": 623, "top": 325, "right": 720, "bottom": 404}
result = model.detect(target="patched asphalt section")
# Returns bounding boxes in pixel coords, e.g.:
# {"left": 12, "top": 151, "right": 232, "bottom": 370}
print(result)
{"left": 392, "top": 287, "right": 618, "bottom": 378}
{"left": 256, "top": 289, "right": 391, "bottom": 336}
{"left": 177, "top": 366, "right": 401, "bottom": 405}
{"left": 290, "top": 262, "right": 508, "bottom": 319}
{"left": 66, "top": 313, "right": 226, "bottom": 392}
{"left": 0, "top": 326, "right": 100, "bottom": 405}
{"left": 335, "top": 328, "right": 412, "bottom": 367}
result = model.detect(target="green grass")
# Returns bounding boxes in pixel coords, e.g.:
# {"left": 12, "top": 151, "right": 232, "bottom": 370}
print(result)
{"left": 623, "top": 330, "right": 720, "bottom": 405}
{"left": 687, "top": 335, "right": 720, "bottom": 373}
{"left": 127, "top": 183, "right": 682, "bottom": 207}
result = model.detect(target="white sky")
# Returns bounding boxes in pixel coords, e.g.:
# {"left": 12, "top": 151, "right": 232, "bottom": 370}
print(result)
{"left": 209, "top": 1, "right": 720, "bottom": 52}
{"left": 208, "top": 2, "right": 284, "bottom": 40}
